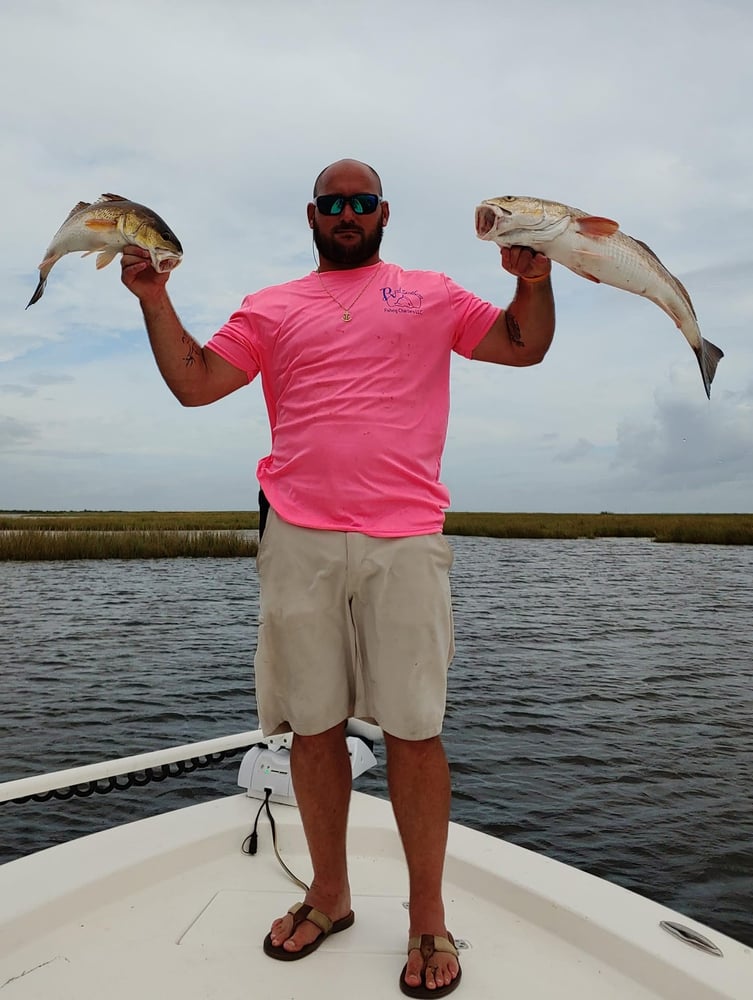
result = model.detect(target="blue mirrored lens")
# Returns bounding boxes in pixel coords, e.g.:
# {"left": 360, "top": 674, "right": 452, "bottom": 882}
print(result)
{"left": 316, "top": 194, "right": 380, "bottom": 215}
{"left": 356, "top": 195, "right": 380, "bottom": 213}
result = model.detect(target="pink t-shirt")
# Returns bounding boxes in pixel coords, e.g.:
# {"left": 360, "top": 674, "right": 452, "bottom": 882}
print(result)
{"left": 205, "top": 261, "right": 500, "bottom": 536}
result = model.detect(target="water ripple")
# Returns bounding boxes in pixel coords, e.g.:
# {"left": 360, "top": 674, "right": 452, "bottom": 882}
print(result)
{"left": 1, "top": 538, "right": 751, "bottom": 946}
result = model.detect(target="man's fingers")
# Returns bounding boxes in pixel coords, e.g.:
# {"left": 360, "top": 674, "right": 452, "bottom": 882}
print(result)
{"left": 121, "top": 259, "right": 151, "bottom": 283}
{"left": 122, "top": 257, "right": 149, "bottom": 271}
{"left": 122, "top": 244, "right": 150, "bottom": 259}
{"left": 121, "top": 246, "right": 150, "bottom": 269}
{"left": 502, "top": 245, "right": 536, "bottom": 267}
{"left": 500, "top": 245, "right": 551, "bottom": 279}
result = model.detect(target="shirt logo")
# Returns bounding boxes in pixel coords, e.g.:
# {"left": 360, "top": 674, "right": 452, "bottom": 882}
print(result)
{"left": 381, "top": 286, "right": 424, "bottom": 316}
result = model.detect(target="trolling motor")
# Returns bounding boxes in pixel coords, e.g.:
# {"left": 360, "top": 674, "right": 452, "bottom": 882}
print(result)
{"left": 237, "top": 721, "right": 380, "bottom": 806}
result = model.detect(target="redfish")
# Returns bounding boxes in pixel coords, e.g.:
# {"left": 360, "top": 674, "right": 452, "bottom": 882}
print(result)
{"left": 27, "top": 193, "right": 182, "bottom": 307}
{"left": 476, "top": 195, "right": 723, "bottom": 397}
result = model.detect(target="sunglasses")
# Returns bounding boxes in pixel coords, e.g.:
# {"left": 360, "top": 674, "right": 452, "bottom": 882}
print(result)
{"left": 314, "top": 193, "right": 383, "bottom": 216}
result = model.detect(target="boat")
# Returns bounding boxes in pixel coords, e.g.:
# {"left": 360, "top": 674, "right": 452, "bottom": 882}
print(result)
{"left": 1, "top": 722, "right": 750, "bottom": 998}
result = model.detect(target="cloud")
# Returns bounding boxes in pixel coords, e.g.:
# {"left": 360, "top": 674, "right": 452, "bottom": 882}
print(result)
{"left": 0, "top": 0, "right": 752, "bottom": 511}
{"left": 0, "top": 415, "right": 38, "bottom": 450}
{"left": 0, "top": 385, "right": 36, "bottom": 398}
{"left": 29, "top": 373, "right": 76, "bottom": 387}
{"left": 612, "top": 383, "right": 753, "bottom": 498}
{"left": 555, "top": 439, "right": 596, "bottom": 464}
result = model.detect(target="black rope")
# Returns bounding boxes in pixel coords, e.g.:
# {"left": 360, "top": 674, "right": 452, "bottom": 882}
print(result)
{"left": 4, "top": 744, "right": 254, "bottom": 806}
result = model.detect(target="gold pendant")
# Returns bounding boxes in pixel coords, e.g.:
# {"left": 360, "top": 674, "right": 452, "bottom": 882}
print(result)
{"left": 343, "top": 311, "right": 351, "bottom": 322}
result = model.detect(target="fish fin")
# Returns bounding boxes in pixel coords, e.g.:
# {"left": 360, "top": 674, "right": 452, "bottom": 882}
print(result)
{"left": 567, "top": 256, "right": 602, "bottom": 282}
{"left": 81, "top": 243, "right": 108, "bottom": 259}
{"left": 695, "top": 338, "right": 724, "bottom": 399}
{"left": 576, "top": 216, "right": 620, "bottom": 237}
{"left": 95, "top": 249, "right": 118, "bottom": 269}
{"left": 84, "top": 218, "right": 119, "bottom": 231}
{"left": 96, "top": 193, "right": 129, "bottom": 203}
{"left": 663, "top": 298, "right": 697, "bottom": 331}
{"left": 634, "top": 237, "right": 698, "bottom": 318}
{"left": 80, "top": 245, "right": 108, "bottom": 259}
{"left": 671, "top": 274, "right": 697, "bottom": 319}
{"left": 62, "top": 200, "right": 91, "bottom": 223}
{"left": 634, "top": 237, "right": 660, "bottom": 258}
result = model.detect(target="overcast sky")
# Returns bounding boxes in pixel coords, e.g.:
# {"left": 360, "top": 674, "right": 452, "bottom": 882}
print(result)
{"left": 1, "top": 0, "right": 751, "bottom": 513}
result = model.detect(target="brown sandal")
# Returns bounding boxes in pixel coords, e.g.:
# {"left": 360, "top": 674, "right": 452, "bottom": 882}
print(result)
{"left": 399, "top": 932, "right": 462, "bottom": 997}
{"left": 263, "top": 902, "right": 355, "bottom": 961}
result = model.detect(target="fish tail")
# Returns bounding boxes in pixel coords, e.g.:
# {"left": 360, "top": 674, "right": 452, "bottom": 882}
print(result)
{"left": 25, "top": 275, "right": 47, "bottom": 308}
{"left": 25, "top": 254, "right": 59, "bottom": 308}
{"left": 695, "top": 338, "right": 724, "bottom": 399}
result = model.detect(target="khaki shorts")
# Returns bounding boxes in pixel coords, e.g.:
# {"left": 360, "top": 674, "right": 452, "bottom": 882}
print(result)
{"left": 254, "top": 509, "right": 455, "bottom": 740}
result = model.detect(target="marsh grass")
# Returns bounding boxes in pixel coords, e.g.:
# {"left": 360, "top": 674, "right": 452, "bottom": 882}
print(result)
{"left": 0, "top": 511, "right": 259, "bottom": 532}
{"left": 0, "top": 529, "right": 258, "bottom": 562}
{"left": 443, "top": 511, "right": 753, "bottom": 544}
{"left": 1, "top": 511, "right": 751, "bottom": 560}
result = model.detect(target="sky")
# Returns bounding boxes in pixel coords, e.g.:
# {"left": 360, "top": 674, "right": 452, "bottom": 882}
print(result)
{"left": 1, "top": 0, "right": 752, "bottom": 513}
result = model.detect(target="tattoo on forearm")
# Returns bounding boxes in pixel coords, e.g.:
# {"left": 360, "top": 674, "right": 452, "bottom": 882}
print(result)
{"left": 181, "top": 333, "right": 200, "bottom": 367}
{"left": 506, "top": 312, "right": 525, "bottom": 349}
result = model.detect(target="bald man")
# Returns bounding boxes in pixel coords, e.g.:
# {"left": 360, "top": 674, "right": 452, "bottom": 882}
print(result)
{"left": 122, "top": 158, "right": 555, "bottom": 996}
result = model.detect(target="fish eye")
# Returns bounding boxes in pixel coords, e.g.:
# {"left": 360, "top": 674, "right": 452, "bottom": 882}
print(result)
{"left": 161, "top": 229, "right": 175, "bottom": 241}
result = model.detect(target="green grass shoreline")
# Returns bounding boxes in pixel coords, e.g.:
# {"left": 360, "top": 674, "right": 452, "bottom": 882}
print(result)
{"left": 1, "top": 511, "right": 751, "bottom": 560}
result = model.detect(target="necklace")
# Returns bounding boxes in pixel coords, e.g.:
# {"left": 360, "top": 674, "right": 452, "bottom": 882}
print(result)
{"left": 316, "top": 263, "right": 382, "bottom": 322}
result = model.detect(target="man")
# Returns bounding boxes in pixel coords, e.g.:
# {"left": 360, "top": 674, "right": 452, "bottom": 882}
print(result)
{"left": 121, "top": 159, "right": 554, "bottom": 997}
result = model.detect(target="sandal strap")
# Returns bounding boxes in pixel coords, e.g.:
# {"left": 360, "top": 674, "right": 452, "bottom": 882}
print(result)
{"left": 407, "top": 933, "right": 458, "bottom": 959}
{"left": 288, "top": 902, "right": 333, "bottom": 935}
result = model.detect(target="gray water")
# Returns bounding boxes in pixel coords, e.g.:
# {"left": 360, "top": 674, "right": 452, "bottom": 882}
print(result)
{"left": 1, "top": 537, "right": 752, "bottom": 946}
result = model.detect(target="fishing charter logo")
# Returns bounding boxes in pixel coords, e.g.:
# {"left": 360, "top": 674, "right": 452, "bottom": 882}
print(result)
{"left": 381, "top": 286, "right": 424, "bottom": 316}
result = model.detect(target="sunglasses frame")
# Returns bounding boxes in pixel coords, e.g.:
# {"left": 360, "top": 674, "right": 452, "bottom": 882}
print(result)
{"left": 314, "top": 193, "right": 383, "bottom": 216}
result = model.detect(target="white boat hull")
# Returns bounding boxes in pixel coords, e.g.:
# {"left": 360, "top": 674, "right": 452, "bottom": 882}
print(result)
{"left": 0, "top": 789, "right": 750, "bottom": 998}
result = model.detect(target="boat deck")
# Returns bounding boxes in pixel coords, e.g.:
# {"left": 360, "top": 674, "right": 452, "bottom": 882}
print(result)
{"left": 0, "top": 791, "right": 750, "bottom": 999}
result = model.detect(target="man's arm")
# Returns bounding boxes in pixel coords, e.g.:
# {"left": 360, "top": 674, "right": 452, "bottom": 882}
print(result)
{"left": 121, "top": 246, "right": 248, "bottom": 406}
{"left": 472, "top": 246, "right": 555, "bottom": 367}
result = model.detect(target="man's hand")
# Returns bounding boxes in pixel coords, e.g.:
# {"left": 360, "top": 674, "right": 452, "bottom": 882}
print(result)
{"left": 121, "top": 245, "right": 171, "bottom": 302}
{"left": 500, "top": 245, "right": 552, "bottom": 283}
{"left": 472, "top": 245, "right": 556, "bottom": 365}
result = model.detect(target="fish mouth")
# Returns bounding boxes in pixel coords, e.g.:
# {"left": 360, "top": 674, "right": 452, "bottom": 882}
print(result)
{"left": 157, "top": 257, "right": 181, "bottom": 273}
{"left": 475, "top": 205, "right": 499, "bottom": 238}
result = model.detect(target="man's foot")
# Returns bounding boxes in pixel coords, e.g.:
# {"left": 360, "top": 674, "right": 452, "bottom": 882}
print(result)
{"left": 400, "top": 933, "right": 462, "bottom": 997}
{"left": 264, "top": 899, "right": 354, "bottom": 960}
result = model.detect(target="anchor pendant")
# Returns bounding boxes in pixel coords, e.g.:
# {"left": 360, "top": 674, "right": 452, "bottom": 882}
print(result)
{"left": 343, "top": 311, "right": 351, "bottom": 322}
